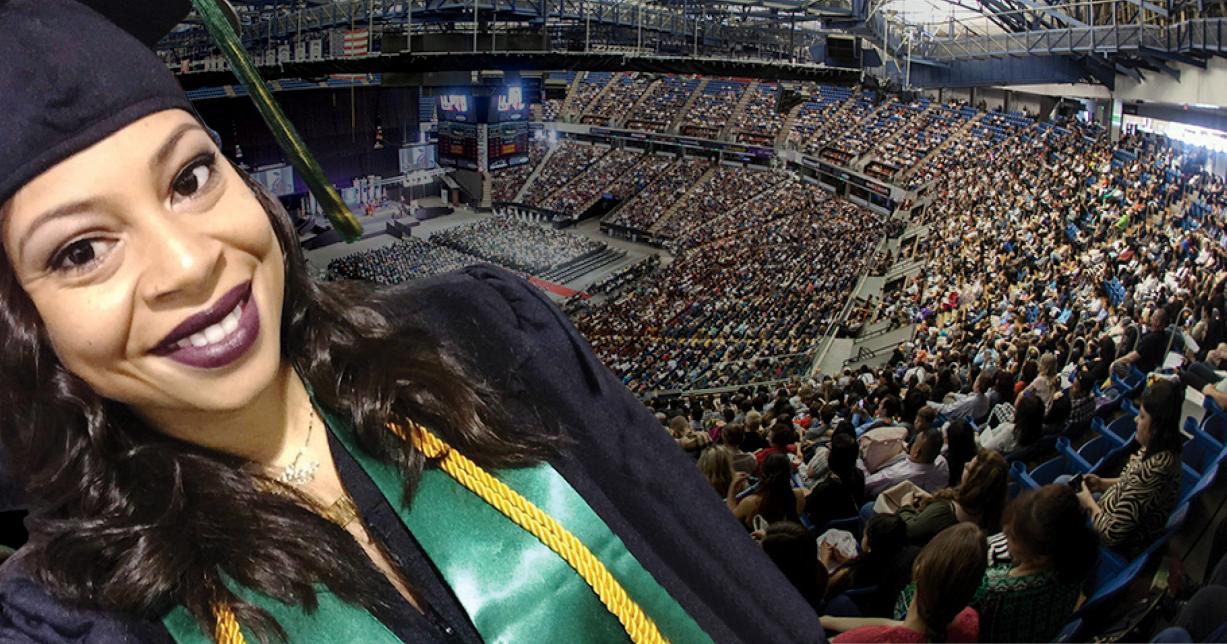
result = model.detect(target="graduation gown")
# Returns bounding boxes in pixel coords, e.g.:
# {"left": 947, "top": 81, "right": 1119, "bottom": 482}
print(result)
{"left": 0, "top": 265, "right": 825, "bottom": 643}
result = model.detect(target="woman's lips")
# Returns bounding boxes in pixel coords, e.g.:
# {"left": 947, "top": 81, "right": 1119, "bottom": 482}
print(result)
{"left": 153, "top": 288, "right": 261, "bottom": 369}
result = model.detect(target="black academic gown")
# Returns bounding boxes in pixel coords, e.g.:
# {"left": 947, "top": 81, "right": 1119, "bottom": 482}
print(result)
{"left": 0, "top": 265, "right": 825, "bottom": 643}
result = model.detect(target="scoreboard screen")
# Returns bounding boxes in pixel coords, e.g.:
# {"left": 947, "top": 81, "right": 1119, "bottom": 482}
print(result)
{"left": 437, "top": 121, "right": 479, "bottom": 170}
{"left": 438, "top": 93, "right": 476, "bottom": 122}
{"left": 489, "top": 86, "right": 528, "bottom": 122}
{"left": 487, "top": 121, "right": 530, "bottom": 171}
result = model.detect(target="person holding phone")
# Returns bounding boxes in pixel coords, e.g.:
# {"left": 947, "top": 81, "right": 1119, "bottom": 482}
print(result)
{"left": 1075, "top": 380, "right": 1183, "bottom": 555}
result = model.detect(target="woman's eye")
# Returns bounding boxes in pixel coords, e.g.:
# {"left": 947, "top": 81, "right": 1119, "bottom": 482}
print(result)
{"left": 50, "top": 238, "right": 112, "bottom": 273}
{"left": 172, "top": 154, "right": 217, "bottom": 201}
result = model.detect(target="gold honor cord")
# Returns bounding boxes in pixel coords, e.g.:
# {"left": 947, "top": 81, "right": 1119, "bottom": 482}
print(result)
{"left": 188, "top": 0, "right": 363, "bottom": 242}
{"left": 211, "top": 421, "right": 667, "bottom": 644}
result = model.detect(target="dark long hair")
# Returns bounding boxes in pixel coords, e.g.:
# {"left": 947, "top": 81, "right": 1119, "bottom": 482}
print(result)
{"left": 0, "top": 168, "right": 563, "bottom": 640}
{"left": 1141, "top": 379, "right": 1185, "bottom": 455}
{"left": 760, "top": 521, "right": 827, "bottom": 608}
{"left": 954, "top": 449, "right": 1009, "bottom": 534}
{"left": 912, "top": 523, "right": 987, "bottom": 643}
{"left": 1004, "top": 486, "right": 1098, "bottom": 584}
{"left": 944, "top": 419, "right": 977, "bottom": 488}
{"left": 756, "top": 453, "right": 798, "bottom": 523}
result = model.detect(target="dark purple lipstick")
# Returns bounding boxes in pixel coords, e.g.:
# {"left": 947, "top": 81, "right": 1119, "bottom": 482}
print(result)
{"left": 152, "top": 281, "right": 260, "bottom": 369}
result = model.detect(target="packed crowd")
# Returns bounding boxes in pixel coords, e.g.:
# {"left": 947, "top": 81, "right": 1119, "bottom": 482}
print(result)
{"left": 587, "top": 254, "right": 663, "bottom": 296}
{"left": 653, "top": 165, "right": 785, "bottom": 242}
{"left": 603, "top": 157, "right": 712, "bottom": 232}
{"left": 568, "top": 71, "right": 612, "bottom": 118}
{"left": 660, "top": 343, "right": 1202, "bottom": 642}
{"left": 872, "top": 103, "right": 973, "bottom": 178}
{"left": 325, "top": 238, "right": 484, "bottom": 285}
{"left": 539, "top": 148, "right": 643, "bottom": 215}
{"left": 430, "top": 215, "right": 604, "bottom": 274}
{"left": 733, "top": 83, "right": 784, "bottom": 146}
{"left": 575, "top": 177, "right": 886, "bottom": 393}
{"left": 680, "top": 81, "right": 747, "bottom": 138}
{"left": 519, "top": 140, "right": 608, "bottom": 206}
{"left": 625, "top": 76, "right": 697, "bottom": 132}
{"left": 490, "top": 139, "right": 547, "bottom": 203}
{"left": 791, "top": 89, "right": 880, "bottom": 157}
{"left": 828, "top": 99, "right": 929, "bottom": 161}
{"left": 586, "top": 72, "right": 653, "bottom": 125}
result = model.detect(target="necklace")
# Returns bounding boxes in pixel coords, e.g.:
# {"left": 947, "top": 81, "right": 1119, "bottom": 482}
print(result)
{"left": 276, "top": 403, "right": 320, "bottom": 486}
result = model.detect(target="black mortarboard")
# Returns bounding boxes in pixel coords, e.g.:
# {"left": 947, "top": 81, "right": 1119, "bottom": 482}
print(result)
{"left": 0, "top": 0, "right": 195, "bottom": 207}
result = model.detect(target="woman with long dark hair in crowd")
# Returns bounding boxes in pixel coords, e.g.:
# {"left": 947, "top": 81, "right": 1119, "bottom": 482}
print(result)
{"left": 822, "top": 514, "right": 917, "bottom": 618}
{"left": 1077, "top": 379, "right": 1184, "bottom": 554}
{"left": 761, "top": 522, "right": 829, "bottom": 611}
{"left": 0, "top": 2, "right": 823, "bottom": 641}
{"left": 803, "top": 430, "right": 865, "bottom": 530}
{"left": 729, "top": 453, "right": 804, "bottom": 527}
{"left": 821, "top": 523, "right": 988, "bottom": 642}
{"left": 979, "top": 394, "right": 1044, "bottom": 454}
{"left": 943, "top": 419, "right": 978, "bottom": 488}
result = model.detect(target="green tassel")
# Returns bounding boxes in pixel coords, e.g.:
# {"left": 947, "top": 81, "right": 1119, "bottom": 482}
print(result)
{"left": 189, "top": 0, "right": 363, "bottom": 242}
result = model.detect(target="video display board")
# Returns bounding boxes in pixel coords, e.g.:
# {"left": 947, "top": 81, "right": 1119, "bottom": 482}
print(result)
{"left": 438, "top": 93, "right": 476, "bottom": 123}
{"left": 399, "top": 144, "right": 437, "bottom": 174}
{"left": 487, "top": 121, "right": 530, "bottom": 170}
{"left": 251, "top": 164, "right": 296, "bottom": 196}
{"left": 489, "top": 86, "right": 528, "bottom": 123}
{"left": 437, "top": 121, "right": 479, "bottom": 170}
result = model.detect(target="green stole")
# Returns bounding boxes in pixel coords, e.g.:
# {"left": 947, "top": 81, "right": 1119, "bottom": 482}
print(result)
{"left": 162, "top": 412, "right": 712, "bottom": 644}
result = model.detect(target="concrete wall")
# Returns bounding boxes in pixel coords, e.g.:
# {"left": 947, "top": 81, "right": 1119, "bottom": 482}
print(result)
{"left": 1115, "top": 58, "right": 1227, "bottom": 108}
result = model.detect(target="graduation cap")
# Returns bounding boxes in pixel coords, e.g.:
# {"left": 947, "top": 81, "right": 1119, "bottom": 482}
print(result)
{"left": 0, "top": 0, "right": 194, "bottom": 207}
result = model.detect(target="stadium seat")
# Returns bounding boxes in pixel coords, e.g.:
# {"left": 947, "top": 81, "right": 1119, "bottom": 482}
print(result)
{"left": 1077, "top": 434, "right": 1117, "bottom": 470}
{"left": 1029, "top": 455, "right": 1080, "bottom": 487}
{"left": 1065, "top": 502, "right": 1191, "bottom": 640}
{"left": 1182, "top": 432, "right": 1222, "bottom": 476}
{"left": 1055, "top": 436, "right": 1094, "bottom": 472}
{"left": 1093, "top": 414, "right": 1136, "bottom": 448}
{"left": 1196, "top": 410, "right": 1227, "bottom": 450}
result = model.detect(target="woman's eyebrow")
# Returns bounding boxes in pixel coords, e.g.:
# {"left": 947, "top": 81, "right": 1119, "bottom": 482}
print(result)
{"left": 151, "top": 123, "right": 205, "bottom": 172}
{"left": 16, "top": 199, "right": 96, "bottom": 263}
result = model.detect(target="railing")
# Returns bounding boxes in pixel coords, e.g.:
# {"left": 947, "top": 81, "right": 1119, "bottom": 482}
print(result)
{"left": 643, "top": 377, "right": 794, "bottom": 401}
{"left": 863, "top": 11, "right": 1227, "bottom": 64}
{"left": 159, "top": 0, "right": 813, "bottom": 61}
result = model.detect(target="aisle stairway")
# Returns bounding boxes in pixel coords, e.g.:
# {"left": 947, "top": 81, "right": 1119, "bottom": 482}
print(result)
{"left": 776, "top": 102, "right": 803, "bottom": 148}
{"left": 668, "top": 78, "right": 708, "bottom": 134}
{"left": 619, "top": 77, "right": 662, "bottom": 128}
{"left": 513, "top": 143, "right": 560, "bottom": 203}
{"left": 560, "top": 72, "right": 586, "bottom": 121}
{"left": 648, "top": 165, "right": 716, "bottom": 234}
{"left": 720, "top": 80, "right": 758, "bottom": 140}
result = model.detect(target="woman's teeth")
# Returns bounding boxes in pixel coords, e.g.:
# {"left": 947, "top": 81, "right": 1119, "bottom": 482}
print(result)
{"left": 176, "top": 303, "right": 243, "bottom": 350}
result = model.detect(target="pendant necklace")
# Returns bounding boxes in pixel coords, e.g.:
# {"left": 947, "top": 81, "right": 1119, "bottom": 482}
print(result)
{"left": 276, "top": 403, "right": 320, "bottom": 486}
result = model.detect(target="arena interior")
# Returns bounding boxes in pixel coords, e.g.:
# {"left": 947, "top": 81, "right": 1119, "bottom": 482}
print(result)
{"left": 9, "top": 0, "right": 1227, "bottom": 640}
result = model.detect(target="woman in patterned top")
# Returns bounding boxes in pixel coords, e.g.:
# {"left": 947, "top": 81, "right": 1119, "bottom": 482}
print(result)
{"left": 970, "top": 485, "right": 1099, "bottom": 642}
{"left": 1076, "top": 379, "right": 1183, "bottom": 555}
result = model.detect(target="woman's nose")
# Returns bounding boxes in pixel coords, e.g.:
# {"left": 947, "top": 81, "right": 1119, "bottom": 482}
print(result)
{"left": 137, "top": 216, "right": 224, "bottom": 304}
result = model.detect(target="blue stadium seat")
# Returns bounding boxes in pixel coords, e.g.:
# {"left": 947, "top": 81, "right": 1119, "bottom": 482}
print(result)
{"left": 1198, "top": 411, "right": 1227, "bottom": 449}
{"left": 1071, "top": 501, "right": 1189, "bottom": 634}
{"left": 1182, "top": 432, "right": 1221, "bottom": 476}
{"left": 1028, "top": 455, "right": 1079, "bottom": 487}
{"left": 1056, "top": 436, "right": 1094, "bottom": 472}
{"left": 1078, "top": 434, "right": 1117, "bottom": 469}
{"left": 1094, "top": 414, "right": 1136, "bottom": 447}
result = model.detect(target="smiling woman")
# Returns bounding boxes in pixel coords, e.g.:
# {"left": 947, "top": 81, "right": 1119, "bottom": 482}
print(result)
{"left": 0, "top": 1, "right": 824, "bottom": 643}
